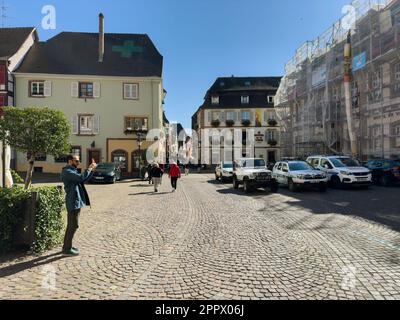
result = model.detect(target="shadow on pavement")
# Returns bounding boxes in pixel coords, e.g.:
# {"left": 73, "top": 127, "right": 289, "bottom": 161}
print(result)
{"left": 0, "top": 252, "right": 66, "bottom": 278}
{"left": 262, "top": 186, "right": 400, "bottom": 233}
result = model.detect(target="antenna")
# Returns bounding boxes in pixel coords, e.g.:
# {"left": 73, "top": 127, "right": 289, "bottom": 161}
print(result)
{"left": 1, "top": 0, "right": 7, "bottom": 28}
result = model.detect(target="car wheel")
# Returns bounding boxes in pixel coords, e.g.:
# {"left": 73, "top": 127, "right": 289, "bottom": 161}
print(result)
{"left": 215, "top": 173, "right": 220, "bottom": 181}
{"left": 270, "top": 182, "right": 279, "bottom": 193}
{"left": 288, "top": 179, "right": 297, "bottom": 192}
{"left": 331, "top": 176, "right": 342, "bottom": 189}
{"left": 233, "top": 176, "right": 239, "bottom": 190}
{"left": 243, "top": 180, "right": 252, "bottom": 193}
{"left": 379, "top": 174, "right": 392, "bottom": 187}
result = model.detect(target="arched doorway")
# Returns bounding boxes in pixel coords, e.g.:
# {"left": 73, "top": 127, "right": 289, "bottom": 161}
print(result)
{"left": 111, "top": 149, "right": 128, "bottom": 176}
{"left": 131, "top": 150, "right": 147, "bottom": 178}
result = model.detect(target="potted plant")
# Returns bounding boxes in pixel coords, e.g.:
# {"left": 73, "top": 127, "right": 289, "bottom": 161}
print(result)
{"left": 124, "top": 127, "right": 135, "bottom": 135}
{"left": 225, "top": 119, "right": 235, "bottom": 127}
{"left": 268, "top": 119, "right": 278, "bottom": 127}
{"left": 268, "top": 140, "right": 278, "bottom": 147}
{"left": 241, "top": 119, "right": 251, "bottom": 127}
{"left": 211, "top": 119, "right": 221, "bottom": 127}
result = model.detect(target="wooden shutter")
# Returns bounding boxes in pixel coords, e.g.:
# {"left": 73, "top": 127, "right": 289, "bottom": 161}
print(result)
{"left": 44, "top": 81, "right": 52, "bottom": 97}
{"left": 0, "top": 66, "right": 5, "bottom": 92}
{"left": 71, "top": 82, "right": 79, "bottom": 97}
{"left": 93, "top": 82, "right": 101, "bottom": 98}
{"left": 71, "top": 115, "right": 79, "bottom": 134}
{"left": 93, "top": 115, "right": 100, "bottom": 134}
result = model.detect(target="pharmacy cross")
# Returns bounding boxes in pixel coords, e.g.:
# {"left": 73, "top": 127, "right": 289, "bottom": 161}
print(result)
{"left": 112, "top": 40, "right": 143, "bottom": 58}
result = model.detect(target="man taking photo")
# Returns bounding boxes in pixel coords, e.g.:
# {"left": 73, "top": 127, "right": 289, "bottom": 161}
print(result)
{"left": 61, "top": 155, "right": 97, "bottom": 256}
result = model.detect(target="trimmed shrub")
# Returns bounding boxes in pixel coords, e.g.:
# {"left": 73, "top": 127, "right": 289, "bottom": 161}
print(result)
{"left": 0, "top": 186, "right": 65, "bottom": 254}
{"left": 32, "top": 186, "right": 65, "bottom": 254}
{"left": 0, "top": 187, "right": 30, "bottom": 254}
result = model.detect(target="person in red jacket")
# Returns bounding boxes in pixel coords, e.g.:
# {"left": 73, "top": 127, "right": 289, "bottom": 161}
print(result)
{"left": 168, "top": 162, "right": 181, "bottom": 192}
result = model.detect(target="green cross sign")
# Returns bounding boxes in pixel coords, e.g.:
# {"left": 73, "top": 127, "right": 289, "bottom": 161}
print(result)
{"left": 112, "top": 40, "right": 143, "bottom": 58}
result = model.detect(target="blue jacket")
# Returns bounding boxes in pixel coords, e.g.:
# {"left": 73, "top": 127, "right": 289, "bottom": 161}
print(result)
{"left": 61, "top": 165, "right": 94, "bottom": 212}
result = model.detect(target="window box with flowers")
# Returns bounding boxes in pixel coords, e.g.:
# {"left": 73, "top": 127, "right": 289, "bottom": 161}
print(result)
{"left": 268, "top": 119, "right": 278, "bottom": 127}
{"left": 268, "top": 140, "right": 278, "bottom": 147}
{"left": 225, "top": 119, "right": 235, "bottom": 127}
{"left": 242, "top": 119, "right": 251, "bottom": 127}
{"left": 211, "top": 119, "right": 221, "bottom": 127}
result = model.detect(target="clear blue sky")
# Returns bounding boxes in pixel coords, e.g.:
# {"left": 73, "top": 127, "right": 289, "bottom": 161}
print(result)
{"left": 5, "top": 0, "right": 350, "bottom": 129}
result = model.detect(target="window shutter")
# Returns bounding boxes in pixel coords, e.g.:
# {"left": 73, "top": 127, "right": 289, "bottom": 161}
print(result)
{"left": 264, "top": 111, "right": 268, "bottom": 122}
{"left": 71, "top": 115, "right": 79, "bottom": 134}
{"left": 44, "top": 81, "right": 52, "bottom": 97}
{"left": 93, "top": 115, "right": 100, "bottom": 134}
{"left": 0, "top": 65, "right": 5, "bottom": 90}
{"left": 93, "top": 82, "right": 101, "bottom": 98}
{"left": 207, "top": 111, "right": 211, "bottom": 124}
{"left": 71, "top": 82, "right": 79, "bottom": 97}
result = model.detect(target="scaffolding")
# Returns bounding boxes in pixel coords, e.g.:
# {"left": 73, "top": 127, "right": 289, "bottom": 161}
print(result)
{"left": 275, "top": 0, "right": 400, "bottom": 161}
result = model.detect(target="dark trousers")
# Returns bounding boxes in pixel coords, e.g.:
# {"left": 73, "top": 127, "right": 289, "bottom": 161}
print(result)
{"left": 171, "top": 177, "right": 178, "bottom": 190}
{"left": 63, "top": 209, "right": 81, "bottom": 251}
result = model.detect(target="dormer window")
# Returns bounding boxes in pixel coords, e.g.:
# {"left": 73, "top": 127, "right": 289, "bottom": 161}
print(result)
{"left": 211, "top": 96, "right": 219, "bottom": 105}
{"left": 220, "top": 81, "right": 225, "bottom": 87}
{"left": 268, "top": 96, "right": 275, "bottom": 104}
{"left": 245, "top": 81, "right": 251, "bottom": 86}
{"left": 241, "top": 96, "right": 250, "bottom": 104}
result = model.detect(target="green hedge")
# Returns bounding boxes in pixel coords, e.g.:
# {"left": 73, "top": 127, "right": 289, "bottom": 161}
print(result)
{"left": 0, "top": 187, "right": 30, "bottom": 254}
{"left": 0, "top": 186, "right": 65, "bottom": 254}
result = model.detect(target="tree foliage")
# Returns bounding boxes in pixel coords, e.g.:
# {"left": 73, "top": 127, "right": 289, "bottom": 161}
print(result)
{"left": 0, "top": 107, "right": 71, "bottom": 188}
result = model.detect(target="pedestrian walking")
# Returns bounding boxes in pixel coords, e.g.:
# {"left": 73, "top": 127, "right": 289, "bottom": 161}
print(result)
{"left": 61, "top": 155, "right": 97, "bottom": 256}
{"left": 168, "top": 162, "right": 181, "bottom": 192}
{"left": 147, "top": 163, "right": 153, "bottom": 184}
{"left": 184, "top": 163, "right": 190, "bottom": 176}
{"left": 151, "top": 163, "right": 164, "bottom": 192}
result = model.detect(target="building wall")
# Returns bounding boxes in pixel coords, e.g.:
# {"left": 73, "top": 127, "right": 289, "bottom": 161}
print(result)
{"left": 194, "top": 107, "right": 281, "bottom": 164}
{"left": 14, "top": 73, "right": 163, "bottom": 173}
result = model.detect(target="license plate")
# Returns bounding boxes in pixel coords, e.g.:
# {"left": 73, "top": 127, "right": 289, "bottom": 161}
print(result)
{"left": 357, "top": 177, "right": 368, "bottom": 181}
{"left": 94, "top": 177, "right": 104, "bottom": 180}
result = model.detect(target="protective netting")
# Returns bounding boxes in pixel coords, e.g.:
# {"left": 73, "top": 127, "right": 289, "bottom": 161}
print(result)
{"left": 275, "top": 0, "right": 400, "bottom": 161}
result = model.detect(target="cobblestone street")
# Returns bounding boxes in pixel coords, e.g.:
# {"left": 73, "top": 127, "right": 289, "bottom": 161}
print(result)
{"left": 1, "top": 174, "right": 400, "bottom": 300}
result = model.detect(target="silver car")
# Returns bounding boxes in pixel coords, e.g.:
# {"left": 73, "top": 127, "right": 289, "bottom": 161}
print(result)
{"left": 273, "top": 161, "right": 328, "bottom": 192}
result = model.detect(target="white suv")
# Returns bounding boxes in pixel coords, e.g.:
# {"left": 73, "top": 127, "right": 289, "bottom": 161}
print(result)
{"left": 272, "top": 161, "right": 328, "bottom": 192}
{"left": 215, "top": 162, "right": 234, "bottom": 182}
{"left": 306, "top": 156, "right": 372, "bottom": 188}
{"left": 232, "top": 158, "right": 279, "bottom": 193}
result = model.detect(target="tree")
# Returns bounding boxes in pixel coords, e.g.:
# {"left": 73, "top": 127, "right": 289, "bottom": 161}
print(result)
{"left": 0, "top": 107, "right": 71, "bottom": 189}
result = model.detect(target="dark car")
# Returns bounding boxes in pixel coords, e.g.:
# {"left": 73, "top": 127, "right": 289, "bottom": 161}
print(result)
{"left": 365, "top": 159, "right": 400, "bottom": 186}
{"left": 90, "top": 163, "right": 122, "bottom": 184}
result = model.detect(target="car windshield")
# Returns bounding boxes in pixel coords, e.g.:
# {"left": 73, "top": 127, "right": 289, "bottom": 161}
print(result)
{"left": 289, "top": 162, "right": 314, "bottom": 171}
{"left": 97, "top": 164, "right": 115, "bottom": 170}
{"left": 330, "top": 158, "right": 360, "bottom": 168}
{"left": 245, "top": 159, "right": 266, "bottom": 168}
{"left": 223, "top": 163, "right": 233, "bottom": 169}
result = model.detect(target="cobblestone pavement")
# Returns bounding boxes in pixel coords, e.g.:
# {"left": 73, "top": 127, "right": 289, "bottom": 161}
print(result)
{"left": 0, "top": 174, "right": 399, "bottom": 300}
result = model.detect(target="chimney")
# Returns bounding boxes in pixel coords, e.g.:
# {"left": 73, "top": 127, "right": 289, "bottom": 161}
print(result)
{"left": 99, "top": 13, "right": 105, "bottom": 62}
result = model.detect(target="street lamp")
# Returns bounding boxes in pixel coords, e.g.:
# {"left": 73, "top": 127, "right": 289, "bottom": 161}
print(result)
{"left": 134, "top": 129, "right": 146, "bottom": 179}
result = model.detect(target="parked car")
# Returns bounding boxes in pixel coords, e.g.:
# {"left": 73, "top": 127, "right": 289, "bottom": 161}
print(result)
{"left": 215, "top": 161, "right": 234, "bottom": 182}
{"left": 272, "top": 161, "right": 328, "bottom": 192}
{"left": 364, "top": 159, "right": 400, "bottom": 186}
{"left": 232, "top": 158, "right": 279, "bottom": 193}
{"left": 90, "top": 163, "right": 122, "bottom": 184}
{"left": 306, "top": 155, "right": 372, "bottom": 188}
